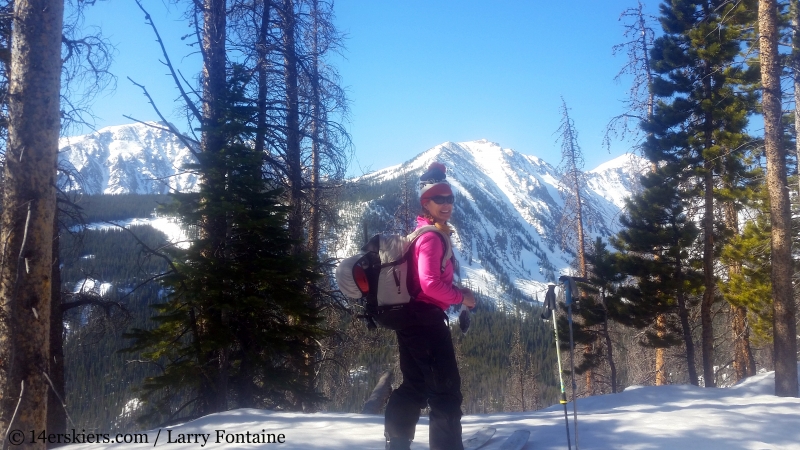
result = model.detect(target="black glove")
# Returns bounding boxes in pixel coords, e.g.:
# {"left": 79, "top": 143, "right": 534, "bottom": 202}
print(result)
{"left": 458, "top": 304, "right": 470, "bottom": 334}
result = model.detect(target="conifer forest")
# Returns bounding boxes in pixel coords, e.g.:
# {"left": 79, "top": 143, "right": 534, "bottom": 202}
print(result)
{"left": 0, "top": 0, "right": 799, "bottom": 446}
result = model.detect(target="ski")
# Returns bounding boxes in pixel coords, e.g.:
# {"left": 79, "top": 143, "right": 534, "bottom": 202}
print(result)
{"left": 498, "top": 430, "right": 530, "bottom": 450}
{"left": 463, "top": 426, "right": 496, "bottom": 450}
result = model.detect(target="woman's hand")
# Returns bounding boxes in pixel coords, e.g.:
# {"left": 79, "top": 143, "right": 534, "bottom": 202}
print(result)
{"left": 460, "top": 287, "right": 477, "bottom": 309}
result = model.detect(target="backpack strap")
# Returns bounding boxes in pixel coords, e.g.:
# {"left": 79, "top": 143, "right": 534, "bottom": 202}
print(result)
{"left": 406, "top": 225, "right": 452, "bottom": 273}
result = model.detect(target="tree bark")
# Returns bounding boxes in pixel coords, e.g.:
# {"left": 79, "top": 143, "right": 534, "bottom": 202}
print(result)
{"left": 602, "top": 293, "right": 618, "bottom": 393}
{"left": 793, "top": 0, "right": 800, "bottom": 191}
{"left": 655, "top": 314, "right": 667, "bottom": 385}
{"left": 759, "top": 0, "right": 799, "bottom": 397}
{"left": 200, "top": 0, "right": 228, "bottom": 414}
{"left": 0, "top": 0, "right": 64, "bottom": 446}
{"left": 701, "top": 165, "right": 716, "bottom": 388}
{"left": 308, "top": 0, "right": 322, "bottom": 257}
{"left": 254, "top": 0, "right": 270, "bottom": 156}
{"left": 281, "top": 0, "right": 303, "bottom": 251}
{"left": 675, "top": 257, "right": 699, "bottom": 386}
{"left": 47, "top": 212, "right": 66, "bottom": 436}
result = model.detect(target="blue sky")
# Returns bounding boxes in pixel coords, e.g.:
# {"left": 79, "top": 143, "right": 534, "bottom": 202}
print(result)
{"left": 80, "top": 0, "right": 656, "bottom": 175}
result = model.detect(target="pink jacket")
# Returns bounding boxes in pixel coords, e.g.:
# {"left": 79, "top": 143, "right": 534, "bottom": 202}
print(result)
{"left": 408, "top": 216, "right": 463, "bottom": 310}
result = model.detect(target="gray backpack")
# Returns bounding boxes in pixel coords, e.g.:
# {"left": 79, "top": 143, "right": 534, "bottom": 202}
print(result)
{"left": 336, "top": 226, "right": 452, "bottom": 329}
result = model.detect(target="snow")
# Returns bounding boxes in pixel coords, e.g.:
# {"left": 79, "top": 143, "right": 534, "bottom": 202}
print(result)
{"left": 73, "top": 278, "right": 113, "bottom": 296}
{"left": 344, "top": 139, "right": 646, "bottom": 307}
{"left": 65, "top": 364, "right": 800, "bottom": 449}
{"left": 83, "top": 216, "right": 190, "bottom": 249}
{"left": 588, "top": 153, "right": 641, "bottom": 174}
{"left": 59, "top": 122, "right": 199, "bottom": 195}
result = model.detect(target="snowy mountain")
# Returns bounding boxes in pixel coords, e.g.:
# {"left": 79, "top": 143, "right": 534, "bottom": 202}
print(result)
{"left": 336, "top": 140, "right": 645, "bottom": 306}
{"left": 59, "top": 125, "right": 645, "bottom": 305}
{"left": 58, "top": 122, "right": 199, "bottom": 195}
{"left": 64, "top": 364, "right": 800, "bottom": 450}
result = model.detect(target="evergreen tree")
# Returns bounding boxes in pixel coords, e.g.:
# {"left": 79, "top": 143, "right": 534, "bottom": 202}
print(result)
{"left": 720, "top": 202, "right": 774, "bottom": 344}
{"left": 642, "top": 0, "right": 757, "bottom": 387}
{"left": 569, "top": 238, "right": 627, "bottom": 394}
{"left": 614, "top": 166, "right": 704, "bottom": 385}
{"left": 124, "top": 71, "right": 325, "bottom": 425}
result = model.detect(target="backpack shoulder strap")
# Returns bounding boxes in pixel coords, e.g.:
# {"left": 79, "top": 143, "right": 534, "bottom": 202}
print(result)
{"left": 406, "top": 225, "right": 453, "bottom": 273}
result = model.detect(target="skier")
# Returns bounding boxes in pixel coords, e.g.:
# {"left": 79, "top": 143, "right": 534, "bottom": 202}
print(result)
{"left": 384, "top": 162, "right": 477, "bottom": 450}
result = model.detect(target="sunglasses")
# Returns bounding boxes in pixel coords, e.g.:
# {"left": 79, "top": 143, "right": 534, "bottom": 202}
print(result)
{"left": 429, "top": 195, "right": 455, "bottom": 205}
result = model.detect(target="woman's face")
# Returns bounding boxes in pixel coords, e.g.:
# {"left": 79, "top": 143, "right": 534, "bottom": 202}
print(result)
{"left": 423, "top": 194, "right": 455, "bottom": 223}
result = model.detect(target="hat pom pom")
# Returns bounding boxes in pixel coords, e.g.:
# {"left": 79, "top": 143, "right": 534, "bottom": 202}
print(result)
{"left": 428, "top": 162, "right": 447, "bottom": 175}
{"left": 420, "top": 162, "right": 448, "bottom": 183}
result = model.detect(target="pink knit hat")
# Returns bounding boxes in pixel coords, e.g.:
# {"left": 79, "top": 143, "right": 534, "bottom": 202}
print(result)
{"left": 418, "top": 162, "right": 453, "bottom": 205}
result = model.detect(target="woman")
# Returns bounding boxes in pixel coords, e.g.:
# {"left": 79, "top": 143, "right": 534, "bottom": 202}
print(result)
{"left": 384, "top": 162, "right": 477, "bottom": 450}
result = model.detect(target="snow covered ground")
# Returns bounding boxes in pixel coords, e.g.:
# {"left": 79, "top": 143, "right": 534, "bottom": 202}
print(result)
{"left": 82, "top": 216, "right": 189, "bottom": 249}
{"left": 64, "top": 364, "right": 800, "bottom": 450}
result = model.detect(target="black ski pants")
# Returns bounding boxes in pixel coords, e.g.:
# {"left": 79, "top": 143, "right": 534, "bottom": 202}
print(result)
{"left": 384, "top": 310, "right": 463, "bottom": 450}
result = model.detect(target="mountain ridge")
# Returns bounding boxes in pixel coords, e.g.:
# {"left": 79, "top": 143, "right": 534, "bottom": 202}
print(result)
{"left": 59, "top": 123, "right": 644, "bottom": 306}
{"left": 334, "top": 139, "right": 644, "bottom": 306}
{"left": 58, "top": 122, "right": 198, "bottom": 195}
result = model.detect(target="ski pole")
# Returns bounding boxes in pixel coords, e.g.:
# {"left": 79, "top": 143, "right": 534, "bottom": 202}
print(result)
{"left": 560, "top": 276, "right": 581, "bottom": 450}
{"left": 542, "top": 284, "right": 571, "bottom": 450}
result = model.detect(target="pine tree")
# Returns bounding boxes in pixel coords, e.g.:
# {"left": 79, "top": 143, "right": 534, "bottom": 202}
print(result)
{"left": 642, "top": 0, "right": 757, "bottom": 387}
{"left": 720, "top": 197, "right": 774, "bottom": 345}
{"left": 124, "top": 71, "right": 325, "bottom": 424}
{"left": 574, "top": 238, "right": 627, "bottom": 393}
{"left": 614, "top": 166, "right": 703, "bottom": 386}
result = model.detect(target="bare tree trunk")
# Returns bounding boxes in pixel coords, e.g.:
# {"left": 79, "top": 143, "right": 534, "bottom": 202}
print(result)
{"left": 47, "top": 212, "right": 66, "bottom": 436}
{"left": 602, "top": 296, "right": 618, "bottom": 393}
{"left": 675, "top": 260, "right": 699, "bottom": 386}
{"left": 308, "top": 0, "right": 322, "bottom": 257}
{"left": 700, "top": 56, "right": 717, "bottom": 387}
{"left": 254, "top": 0, "right": 270, "bottom": 156}
{"left": 793, "top": 0, "right": 800, "bottom": 191}
{"left": 0, "top": 0, "right": 64, "bottom": 446}
{"left": 701, "top": 166, "right": 716, "bottom": 388}
{"left": 558, "top": 99, "right": 591, "bottom": 395}
{"left": 200, "top": 0, "right": 229, "bottom": 414}
{"left": 655, "top": 315, "right": 667, "bottom": 385}
{"left": 732, "top": 305, "right": 756, "bottom": 380}
{"left": 201, "top": 0, "right": 227, "bottom": 161}
{"left": 759, "top": 0, "right": 799, "bottom": 397}
{"left": 281, "top": 0, "right": 303, "bottom": 251}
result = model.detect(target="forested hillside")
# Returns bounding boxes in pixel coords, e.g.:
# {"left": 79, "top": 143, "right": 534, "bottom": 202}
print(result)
{"left": 3, "top": 0, "right": 800, "bottom": 446}
{"left": 60, "top": 195, "right": 562, "bottom": 431}
{"left": 59, "top": 196, "right": 171, "bottom": 431}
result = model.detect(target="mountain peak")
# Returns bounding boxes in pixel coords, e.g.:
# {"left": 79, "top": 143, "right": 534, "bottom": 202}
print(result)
{"left": 346, "top": 139, "right": 641, "bottom": 305}
{"left": 59, "top": 122, "right": 198, "bottom": 195}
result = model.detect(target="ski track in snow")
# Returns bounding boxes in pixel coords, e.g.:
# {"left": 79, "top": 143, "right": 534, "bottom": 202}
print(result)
{"left": 66, "top": 364, "right": 800, "bottom": 450}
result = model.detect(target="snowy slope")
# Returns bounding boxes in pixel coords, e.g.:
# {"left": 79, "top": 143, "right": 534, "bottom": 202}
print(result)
{"left": 58, "top": 125, "right": 643, "bottom": 307}
{"left": 58, "top": 122, "right": 199, "bottom": 195}
{"left": 339, "top": 140, "right": 644, "bottom": 306}
{"left": 64, "top": 364, "right": 800, "bottom": 450}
